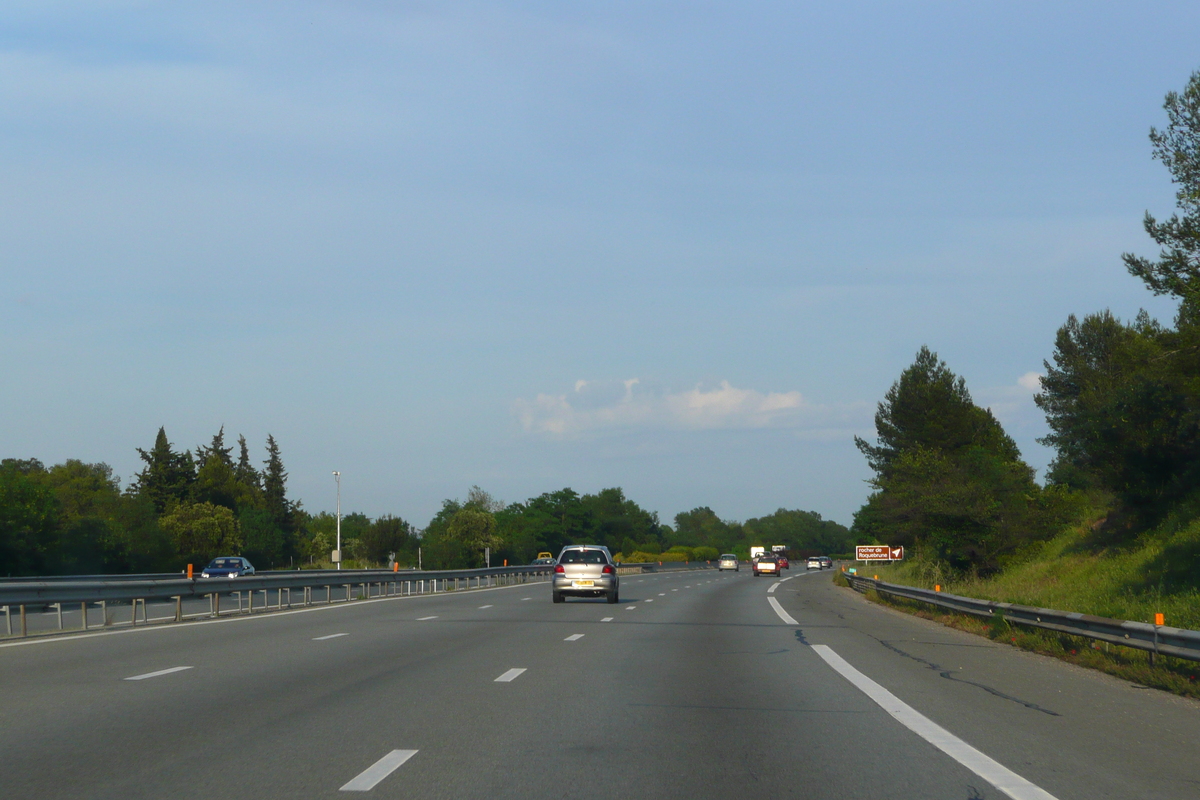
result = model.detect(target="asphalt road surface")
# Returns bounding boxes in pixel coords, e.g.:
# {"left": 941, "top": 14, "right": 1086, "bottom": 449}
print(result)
{"left": 3, "top": 568, "right": 1198, "bottom": 799}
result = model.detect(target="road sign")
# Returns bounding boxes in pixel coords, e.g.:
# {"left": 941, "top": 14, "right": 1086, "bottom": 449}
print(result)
{"left": 855, "top": 545, "right": 904, "bottom": 561}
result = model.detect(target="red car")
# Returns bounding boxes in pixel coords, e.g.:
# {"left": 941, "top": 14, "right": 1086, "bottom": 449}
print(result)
{"left": 752, "top": 554, "right": 780, "bottom": 577}
{"left": 776, "top": 555, "right": 789, "bottom": 570}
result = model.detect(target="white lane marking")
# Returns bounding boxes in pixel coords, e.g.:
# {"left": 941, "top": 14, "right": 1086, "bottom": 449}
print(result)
{"left": 478, "top": 605, "right": 493, "bottom": 609}
{"left": 812, "top": 646, "right": 1059, "bottom": 800}
{"left": 495, "top": 668, "right": 527, "bottom": 682}
{"left": 625, "top": 606, "right": 637, "bottom": 611}
{"left": 645, "top": 599, "right": 654, "bottom": 603}
{"left": 671, "top": 589, "right": 678, "bottom": 592}
{"left": 339, "top": 749, "right": 419, "bottom": 792}
{"left": 416, "top": 615, "right": 438, "bottom": 621}
{"left": 780, "top": 576, "right": 794, "bottom": 582}
{"left": 768, "top": 596, "right": 798, "bottom": 625}
{"left": 564, "top": 634, "right": 585, "bottom": 641}
{"left": 124, "top": 666, "right": 193, "bottom": 681}
{"left": 658, "top": 593, "right": 665, "bottom": 596}
{"left": 767, "top": 582, "right": 781, "bottom": 594}
{"left": 601, "top": 617, "right": 614, "bottom": 622}
{"left": 521, "top": 597, "right": 531, "bottom": 601}
{"left": 313, "top": 633, "right": 348, "bottom": 641}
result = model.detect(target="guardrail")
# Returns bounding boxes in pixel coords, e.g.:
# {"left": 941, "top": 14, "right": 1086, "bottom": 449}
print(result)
{"left": 1, "top": 565, "right": 553, "bottom": 640}
{"left": 845, "top": 574, "right": 1200, "bottom": 664}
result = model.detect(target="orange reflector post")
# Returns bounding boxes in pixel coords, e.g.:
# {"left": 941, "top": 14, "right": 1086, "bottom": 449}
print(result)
{"left": 1156, "top": 613, "right": 1165, "bottom": 626}
{"left": 392, "top": 562, "right": 399, "bottom": 573}
{"left": 935, "top": 584, "right": 941, "bottom": 592}
{"left": 187, "top": 564, "right": 193, "bottom": 580}
{"left": 503, "top": 559, "right": 507, "bottom": 566}
{"left": 874, "top": 575, "right": 878, "bottom": 580}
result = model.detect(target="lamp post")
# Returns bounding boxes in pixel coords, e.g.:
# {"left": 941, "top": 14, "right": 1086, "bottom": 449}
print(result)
{"left": 333, "top": 471, "right": 341, "bottom": 570}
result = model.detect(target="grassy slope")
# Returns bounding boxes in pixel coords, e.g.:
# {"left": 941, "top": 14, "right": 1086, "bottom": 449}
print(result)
{"left": 862, "top": 509, "right": 1200, "bottom": 631}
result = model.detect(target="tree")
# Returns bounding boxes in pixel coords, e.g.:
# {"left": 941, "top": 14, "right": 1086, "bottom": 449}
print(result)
{"left": 160, "top": 501, "right": 242, "bottom": 565}
{"left": 235, "top": 435, "right": 262, "bottom": 492}
{"left": 131, "top": 428, "right": 195, "bottom": 513}
{"left": 854, "top": 347, "right": 1054, "bottom": 572}
{"left": 0, "top": 459, "right": 57, "bottom": 576}
{"left": 262, "top": 434, "right": 293, "bottom": 530}
{"left": 1123, "top": 70, "right": 1200, "bottom": 306}
{"left": 361, "top": 515, "right": 416, "bottom": 565}
{"left": 855, "top": 346, "right": 1020, "bottom": 477}
{"left": 447, "top": 508, "right": 499, "bottom": 565}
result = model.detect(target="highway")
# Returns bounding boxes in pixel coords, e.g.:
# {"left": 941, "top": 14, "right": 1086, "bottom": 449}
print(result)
{"left": 2, "top": 568, "right": 1198, "bottom": 799}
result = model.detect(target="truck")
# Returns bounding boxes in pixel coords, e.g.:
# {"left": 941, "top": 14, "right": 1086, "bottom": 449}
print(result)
{"left": 749, "top": 546, "right": 765, "bottom": 561}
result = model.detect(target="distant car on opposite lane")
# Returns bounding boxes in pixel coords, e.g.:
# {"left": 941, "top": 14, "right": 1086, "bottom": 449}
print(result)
{"left": 718, "top": 554, "right": 739, "bottom": 571}
{"left": 200, "top": 557, "right": 255, "bottom": 578}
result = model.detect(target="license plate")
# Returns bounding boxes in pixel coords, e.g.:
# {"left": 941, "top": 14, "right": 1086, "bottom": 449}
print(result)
{"left": 761, "top": 565, "right": 775, "bottom": 571}
{"left": 573, "top": 580, "right": 594, "bottom": 587}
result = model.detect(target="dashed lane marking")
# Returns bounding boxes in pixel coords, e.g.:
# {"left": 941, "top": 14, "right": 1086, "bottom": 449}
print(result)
{"left": 625, "top": 606, "right": 636, "bottom": 611}
{"left": 339, "top": 749, "right": 419, "bottom": 792}
{"left": 812, "top": 646, "right": 1059, "bottom": 800}
{"left": 601, "top": 617, "right": 614, "bottom": 622}
{"left": 768, "top": 597, "right": 798, "bottom": 625}
{"left": 521, "top": 597, "right": 531, "bottom": 601}
{"left": 564, "top": 634, "right": 585, "bottom": 641}
{"left": 767, "top": 582, "right": 780, "bottom": 594}
{"left": 416, "top": 616, "right": 438, "bottom": 621}
{"left": 645, "top": 599, "right": 654, "bottom": 603}
{"left": 478, "top": 605, "right": 493, "bottom": 609}
{"left": 658, "top": 593, "right": 666, "bottom": 596}
{"left": 313, "top": 633, "right": 348, "bottom": 641}
{"left": 495, "top": 668, "right": 527, "bottom": 682}
{"left": 124, "top": 666, "right": 193, "bottom": 681}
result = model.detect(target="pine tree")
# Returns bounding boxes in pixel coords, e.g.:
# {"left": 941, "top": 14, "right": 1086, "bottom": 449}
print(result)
{"left": 262, "top": 434, "right": 291, "bottom": 529}
{"left": 235, "top": 435, "right": 261, "bottom": 491}
{"left": 131, "top": 428, "right": 195, "bottom": 513}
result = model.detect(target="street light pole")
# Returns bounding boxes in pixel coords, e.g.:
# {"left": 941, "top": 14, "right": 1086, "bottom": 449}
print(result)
{"left": 333, "top": 471, "right": 341, "bottom": 570}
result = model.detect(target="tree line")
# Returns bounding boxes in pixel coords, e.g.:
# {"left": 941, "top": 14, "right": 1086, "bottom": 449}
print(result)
{"left": 852, "top": 68, "right": 1200, "bottom": 576}
{"left": 0, "top": 428, "right": 853, "bottom": 577}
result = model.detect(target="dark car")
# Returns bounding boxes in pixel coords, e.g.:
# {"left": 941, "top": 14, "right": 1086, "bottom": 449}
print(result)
{"left": 531, "top": 557, "right": 557, "bottom": 566}
{"left": 200, "top": 557, "right": 255, "bottom": 578}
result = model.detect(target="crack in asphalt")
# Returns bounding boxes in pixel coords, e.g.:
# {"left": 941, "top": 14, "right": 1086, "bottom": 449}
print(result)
{"left": 873, "top": 637, "right": 1062, "bottom": 717}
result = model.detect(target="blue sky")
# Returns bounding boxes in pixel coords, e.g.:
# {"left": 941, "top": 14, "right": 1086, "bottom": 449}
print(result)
{"left": 2, "top": 2, "right": 1195, "bottom": 527}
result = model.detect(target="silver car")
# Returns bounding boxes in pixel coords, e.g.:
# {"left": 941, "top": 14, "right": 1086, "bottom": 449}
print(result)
{"left": 552, "top": 545, "right": 619, "bottom": 604}
{"left": 718, "top": 554, "right": 739, "bottom": 571}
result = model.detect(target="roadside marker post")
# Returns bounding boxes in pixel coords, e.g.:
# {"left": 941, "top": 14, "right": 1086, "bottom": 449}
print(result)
{"left": 935, "top": 585, "right": 941, "bottom": 592}
{"left": 187, "top": 564, "right": 193, "bottom": 580}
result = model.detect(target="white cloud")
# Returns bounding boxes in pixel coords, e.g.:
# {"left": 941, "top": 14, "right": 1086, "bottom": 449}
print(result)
{"left": 515, "top": 379, "right": 868, "bottom": 438}
{"left": 1017, "top": 371, "right": 1043, "bottom": 391}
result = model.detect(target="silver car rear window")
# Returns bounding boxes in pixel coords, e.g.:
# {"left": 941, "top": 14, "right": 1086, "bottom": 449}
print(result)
{"left": 560, "top": 550, "right": 606, "bottom": 564}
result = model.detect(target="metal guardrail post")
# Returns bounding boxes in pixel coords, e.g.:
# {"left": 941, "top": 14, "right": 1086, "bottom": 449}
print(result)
{"left": 21, "top": 604, "right": 27, "bottom": 637}
{"left": 4, "top": 604, "right": 10, "bottom": 636}
{"left": 82, "top": 601, "right": 89, "bottom": 630}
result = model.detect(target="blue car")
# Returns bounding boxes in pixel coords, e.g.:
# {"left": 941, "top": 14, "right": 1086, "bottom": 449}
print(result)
{"left": 200, "top": 556, "right": 256, "bottom": 578}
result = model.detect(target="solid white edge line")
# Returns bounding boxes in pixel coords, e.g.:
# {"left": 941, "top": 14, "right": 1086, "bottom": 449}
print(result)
{"left": 767, "top": 581, "right": 780, "bottom": 594}
{"left": 339, "top": 749, "right": 419, "bottom": 792}
{"left": 564, "top": 634, "right": 585, "bottom": 641}
{"left": 811, "top": 645, "right": 1059, "bottom": 800}
{"left": 495, "top": 668, "right": 527, "bottom": 682}
{"left": 313, "top": 633, "right": 348, "bottom": 640}
{"left": 767, "top": 596, "right": 798, "bottom": 625}
{"left": 124, "top": 666, "right": 193, "bottom": 681}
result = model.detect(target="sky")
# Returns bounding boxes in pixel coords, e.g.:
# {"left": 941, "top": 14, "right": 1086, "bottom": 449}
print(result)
{"left": 2, "top": 2, "right": 1197, "bottom": 528}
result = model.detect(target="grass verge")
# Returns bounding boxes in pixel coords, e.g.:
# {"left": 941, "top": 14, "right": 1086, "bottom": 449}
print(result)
{"left": 833, "top": 569, "right": 1200, "bottom": 699}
